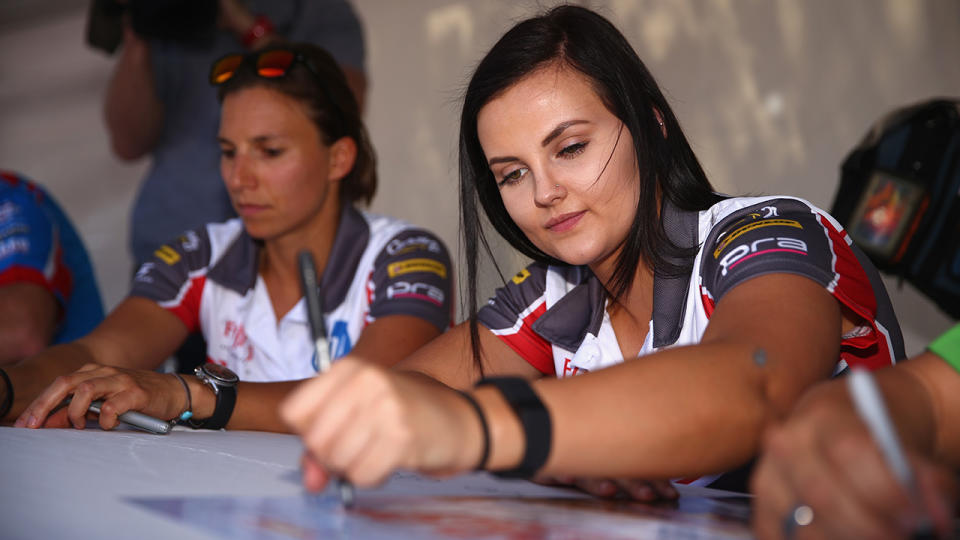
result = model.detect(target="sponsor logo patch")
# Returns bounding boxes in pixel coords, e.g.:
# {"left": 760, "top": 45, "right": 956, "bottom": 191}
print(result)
{"left": 223, "top": 320, "right": 254, "bottom": 363}
{"left": 179, "top": 231, "right": 201, "bottom": 252}
{"left": 313, "top": 320, "right": 353, "bottom": 372}
{"left": 713, "top": 219, "right": 803, "bottom": 258}
{"left": 134, "top": 262, "right": 155, "bottom": 283}
{"left": 154, "top": 245, "right": 181, "bottom": 265}
{"left": 718, "top": 237, "right": 808, "bottom": 276}
{"left": 0, "top": 237, "right": 29, "bottom": 258}
{"left": 387, "top": 258, "right": 447, "bottom": 278}
{"left": 386, "top": 281, "right": 445, "bottom": 306}
{"left": 0, "top": 202, "right": 19, "bottom": 223}
{"left": 512, "top": 268, "right": 531, "bottom": 285}
{"left": 386, "top": 235, "right": 442, "bottom": 256}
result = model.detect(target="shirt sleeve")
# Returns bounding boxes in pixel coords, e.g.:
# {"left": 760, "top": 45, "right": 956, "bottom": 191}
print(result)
{"left": 700, "top": 199, "right": 839, "bottom": 300}
{"left": 700, "top": 198, "right": 902, "bottom": 369}
{"left": 128, "top": 227, "right": 212, "bottom": 332}
{"left": 477, "top": 263, "right": 555, "bottom": 375}
{"left": 0, "top": 186, "right": 73, "bottom": 305}
{"left": 368, "top": 228, "right": 453, "bottom": 332}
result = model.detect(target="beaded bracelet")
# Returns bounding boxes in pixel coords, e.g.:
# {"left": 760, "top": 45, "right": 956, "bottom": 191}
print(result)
{"left": 170, "top": 373, "right": 194, "bottom": 422}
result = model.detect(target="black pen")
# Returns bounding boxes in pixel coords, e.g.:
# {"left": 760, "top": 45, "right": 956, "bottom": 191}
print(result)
{"left": 297, "top": 250, "right": 355, "bottom": 508}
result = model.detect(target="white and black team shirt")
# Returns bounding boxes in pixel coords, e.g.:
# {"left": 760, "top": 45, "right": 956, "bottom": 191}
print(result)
{"left": 478, "top": 196, "right": 905, "bottom": 489}
{"left": 130, "top": 206, "right": 452, "bottom": 382}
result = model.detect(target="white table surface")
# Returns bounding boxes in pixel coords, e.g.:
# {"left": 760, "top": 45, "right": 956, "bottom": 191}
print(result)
{"left": 0, "top": 426, "right": 753, "bottom": 540}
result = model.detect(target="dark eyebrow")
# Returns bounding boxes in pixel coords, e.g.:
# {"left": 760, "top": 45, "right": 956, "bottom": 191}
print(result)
{"left": 541, "top": 119, "right": 588, "bottom": 147}
{"left": 488, "top": 155, "right": 519, "bottom": 166}
{"left": 487, "top": 120, "right": 590, "bottom": 166}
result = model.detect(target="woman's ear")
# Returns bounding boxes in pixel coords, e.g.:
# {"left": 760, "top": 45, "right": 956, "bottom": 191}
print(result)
{"left": 653, "top": 108, "right": 667, "bottom": 138}
{"left": 327, "top": 136, "right": 357, "bottom": 183}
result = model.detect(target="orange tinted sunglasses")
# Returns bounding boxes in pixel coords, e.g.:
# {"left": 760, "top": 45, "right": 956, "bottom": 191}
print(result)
{"left": 209, "top": 49, "right": 318, "bottom": 85}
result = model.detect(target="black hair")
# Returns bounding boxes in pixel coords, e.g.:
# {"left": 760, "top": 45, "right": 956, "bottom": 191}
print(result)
{"left": 216, "top": 42, "right": 376, "bottom": 205}
{"left": 459, "top": 5, "right": 723, "bottom": 366}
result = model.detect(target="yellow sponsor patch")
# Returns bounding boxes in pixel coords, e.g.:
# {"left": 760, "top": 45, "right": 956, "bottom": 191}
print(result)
{"left": 154, "top": 245, "right": 180, "bottom": 265}
{"left": 388, "top": 258, "right": 447, "bottom": 278}
{"left": 713, "top": 219, "right": 802, "bottom": 258}
{"left": 511, "top": 268, "right": 531, "bottom": 285}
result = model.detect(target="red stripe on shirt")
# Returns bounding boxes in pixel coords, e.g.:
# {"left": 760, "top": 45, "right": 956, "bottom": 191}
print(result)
{"left": 164, "top": 275, "right": 206, "bottom": 333}
{"left": 0, "top": 266, "right": 50, "bottom": 289}
{"left": 817, "top": 216, "right": 894, "bottom": 370}
{"left": 48, "top": 244, "right": 73, "bottom": 303}
{"left": 493, "top": 301, "right": 554, "bottom": 375}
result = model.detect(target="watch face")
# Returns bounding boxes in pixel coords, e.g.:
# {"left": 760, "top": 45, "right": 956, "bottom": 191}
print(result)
{"left": 202, "top": 363, "right": 239, "bottom": 385}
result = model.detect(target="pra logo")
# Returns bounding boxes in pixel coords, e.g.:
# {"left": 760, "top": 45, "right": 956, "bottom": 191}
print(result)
{"left": 718, "top": 237, "right": 808, "bottom": 276}
{"left": 386, "top": 281, "right": 445, "bottom": 306}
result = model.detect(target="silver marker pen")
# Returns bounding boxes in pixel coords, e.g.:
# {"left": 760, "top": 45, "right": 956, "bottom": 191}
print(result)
{"left": 847, "top": 368, "right": 936, "bottom": 539}
{"left": 64, "top": 397, "right": 171, "bottom": 434}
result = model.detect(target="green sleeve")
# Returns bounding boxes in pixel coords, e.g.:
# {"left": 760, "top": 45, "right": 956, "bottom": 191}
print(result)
{"left": 928, "top": 324, "right": 960, "bottom": 374}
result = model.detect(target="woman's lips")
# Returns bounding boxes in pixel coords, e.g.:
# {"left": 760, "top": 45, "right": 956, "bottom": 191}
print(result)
{"left": 545, "top": 210, "right": 586, "bottom": 233}
{"left": 236, "top": 203, "right": 269, "bottom": 216}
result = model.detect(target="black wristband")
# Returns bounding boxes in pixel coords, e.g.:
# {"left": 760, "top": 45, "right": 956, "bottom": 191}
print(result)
{"left": 0, "top": 368, "right": 12, "bottom": 419}
{"left": 456, "top": 390, "right": 490, "bottom": 470}
{"left": 475, "top": 377, "right": 552, "bottom": 478}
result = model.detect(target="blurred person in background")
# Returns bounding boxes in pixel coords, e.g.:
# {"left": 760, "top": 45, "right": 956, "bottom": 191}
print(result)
{"left": 0, "top": 170, "right": 104, "bottom": 365}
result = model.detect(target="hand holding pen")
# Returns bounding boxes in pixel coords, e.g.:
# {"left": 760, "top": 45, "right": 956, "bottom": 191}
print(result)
{"left": 751, "top": 367, "right": 955, "bottom": 539}
{"left": 297, "top": 250, "right": 355, "bottom": 508}
{"left": 846, "top": 368, "right": 941, "bottom": 540}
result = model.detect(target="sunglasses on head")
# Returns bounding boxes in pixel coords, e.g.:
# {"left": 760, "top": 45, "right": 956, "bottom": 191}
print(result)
{"left": 210, "top": 48, "right": 346, "bottom": 131}
{"left": 209, "top": 49, "right": 317, "bottom": 85}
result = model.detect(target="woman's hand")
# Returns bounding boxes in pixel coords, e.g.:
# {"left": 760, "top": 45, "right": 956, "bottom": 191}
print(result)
{"left": 535, "top": 474, "right": 678, "bottom": 502}
{"left": 281, "top": 357, "right": 484, "bottom": 489}
{"left": 750, "top": 389, "right": 955, "bottom": 539}
{"left": 14, "top": 363, "right": 185, "bottom": 430}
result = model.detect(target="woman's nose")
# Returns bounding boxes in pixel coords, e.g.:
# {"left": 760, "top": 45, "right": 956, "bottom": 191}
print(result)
{"left": 534, "top": 173, "right": 566, "bottom": 207}
{"left": 223, "top": 156, "right": 255, "bottom": 190}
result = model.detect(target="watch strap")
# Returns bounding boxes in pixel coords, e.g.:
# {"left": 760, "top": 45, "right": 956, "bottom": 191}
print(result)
{"left": 188, "top": 368, "right": 237, "bottom": 430}
{"left": 475, "top": 376, "right": 552, "bottom": 478}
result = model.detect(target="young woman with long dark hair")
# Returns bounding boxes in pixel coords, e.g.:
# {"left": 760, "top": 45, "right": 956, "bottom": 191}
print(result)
{"left": 281, "top": 6, "right": 903, "bottom": 496}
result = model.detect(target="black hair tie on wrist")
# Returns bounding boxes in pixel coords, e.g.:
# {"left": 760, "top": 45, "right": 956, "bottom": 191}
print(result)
{"left": 0, "top": 368, "right": 14, "bottom": 419}
{"left": 475, "top": 376, "right": 552, "bottom": 478}
{"left": 456, "top": 390, "right": 490, "bottom": 470}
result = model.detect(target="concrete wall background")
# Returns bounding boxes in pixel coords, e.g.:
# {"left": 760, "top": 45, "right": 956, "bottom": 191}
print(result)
{"left": 0, "top": 0, "right": 956, "bottom": 354}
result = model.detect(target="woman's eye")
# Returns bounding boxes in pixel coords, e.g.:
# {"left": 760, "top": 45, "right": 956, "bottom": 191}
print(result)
{"left": 498, "top": 167, "right": 528, "bottom": 187}
{"left": 220, "top": 148, "right": 235, "bottom": 159}
{"left": 263, "top": 147, "right": 284, "bottom": 158}
{"left": 558, "top": 142, "right": 587, "bottom": 158}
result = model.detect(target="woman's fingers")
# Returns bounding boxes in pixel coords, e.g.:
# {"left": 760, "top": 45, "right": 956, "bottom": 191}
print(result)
{"left": 283, "top": 360, "right": 483, "bottom": 488}
{"left": 16, "top": 364, "right": 107, "bottom": 428}
{"left": 14, "top": 364, "right": 175, "bottom": 431}
{"left": 300, "top": 452, "right": 331, "bottom": 493}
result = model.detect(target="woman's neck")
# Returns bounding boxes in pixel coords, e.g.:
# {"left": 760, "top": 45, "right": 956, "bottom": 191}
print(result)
{"left": 590, "top": 256, "right": 655, "bottom": 327}
{"left": 259, "top": 202, "right": 342, "bottom": 321}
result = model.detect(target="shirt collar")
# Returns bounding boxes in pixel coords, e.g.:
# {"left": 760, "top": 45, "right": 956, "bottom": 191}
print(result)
{"left": 209, "top": 204, "right": 370, "bottom": 312}
{"left": 530, "top": 201, "right": 701, "bottom": 352}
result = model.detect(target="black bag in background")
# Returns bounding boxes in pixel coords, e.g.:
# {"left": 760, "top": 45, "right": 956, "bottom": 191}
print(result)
{"left": 831, "top": 98, "right": 960, "bottom": 319}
